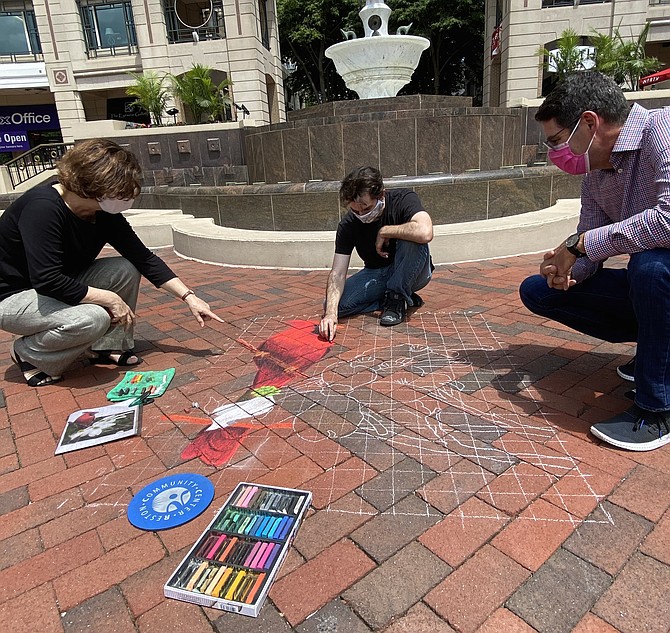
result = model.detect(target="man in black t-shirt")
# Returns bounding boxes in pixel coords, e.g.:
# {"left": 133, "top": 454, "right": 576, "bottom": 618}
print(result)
{"left": 319, "top": 166, "right": 434, "bottom": 341}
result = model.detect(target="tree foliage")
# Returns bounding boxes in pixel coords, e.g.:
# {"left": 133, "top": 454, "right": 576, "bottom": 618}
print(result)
{"left": 277, "top": 0, "right": 359, "bottom": 106}
{"left": 277, "top": 0, "right": 485, "bottom": 107}
{"left": 391, "top": 0, "right": 484, "bottom": 99}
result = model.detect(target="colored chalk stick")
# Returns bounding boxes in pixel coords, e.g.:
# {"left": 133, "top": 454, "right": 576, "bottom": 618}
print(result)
{"left": 224, "top": 569, "right": 247, "bottom": 601}
{"left": 264, "top": 542, "right": 281, "bottom": 569}
{"left": 250, "top": 542, "right": 268, "bottom": 569}
{"left": 206, "top": 533, "right": 227, "bottom": 559}
{"left": 257, "top": 543, "right": 274, "bottom": 568}
{"left": 205, "top": 565, "right": 227, "bottom": 596}
{"left": 213, "top": 566, "right": 234, "bottom": 597}
{"left": 217, "top": 536, "right": 238, "bottom": 562}
{"left": 254, "top": 515, "right": 271, "bottom": 537}
{"left": 185, "top": 561, "right": 208, "bottom": 591}
{"left": 277, "top": 516, "right": 294, "bottom": 540}
{"left": 244, "top": 572, "right": 266, "bottom": 604}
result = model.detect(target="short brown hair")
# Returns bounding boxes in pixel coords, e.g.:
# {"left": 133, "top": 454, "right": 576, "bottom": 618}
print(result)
{"left": 339, "top": 166, "right": 384, "bottom": 205}
{"left": 57, "top": 138, "right": 142, "bottom": 200}
{"left": 535, "top": 71, "right": 629, "bottom": 127}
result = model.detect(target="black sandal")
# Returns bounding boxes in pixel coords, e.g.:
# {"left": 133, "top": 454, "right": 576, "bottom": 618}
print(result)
{"left": 10, "top": 345, "right": 62, "bottom": 387}
{"left": 89, "top": 350, "right": 142, "bottom": 367}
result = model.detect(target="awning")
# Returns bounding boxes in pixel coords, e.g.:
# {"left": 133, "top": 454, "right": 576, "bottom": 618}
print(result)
{"left": 639, "top": 67, "right": 670, "bottom": 88}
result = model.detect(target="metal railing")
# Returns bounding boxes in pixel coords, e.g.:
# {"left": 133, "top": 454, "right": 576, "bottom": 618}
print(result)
{"left": 5, "top": 143, "right": 73, "bottom": 189}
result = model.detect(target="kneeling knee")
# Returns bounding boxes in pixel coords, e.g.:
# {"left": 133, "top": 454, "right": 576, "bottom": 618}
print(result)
{"left": 78, "top": 305, "right": 112, "bottom": 341}
{"left": 519, "top": 274, "right": 553, "bottom": 314}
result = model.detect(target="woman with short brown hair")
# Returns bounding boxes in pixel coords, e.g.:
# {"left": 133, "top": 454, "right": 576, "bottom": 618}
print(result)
{"left": 0, "top": 139, "right": 222, "bottom": 386}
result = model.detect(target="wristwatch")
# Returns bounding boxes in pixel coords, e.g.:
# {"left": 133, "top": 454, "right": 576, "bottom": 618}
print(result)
{"left": 565, "top": 233, "right": 586, "bottom": 258}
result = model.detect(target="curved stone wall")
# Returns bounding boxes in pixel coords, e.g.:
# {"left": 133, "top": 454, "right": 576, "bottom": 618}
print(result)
{"left": 137, "top": 166, "right": 581, "bottom": 231}
{"left": 243, "top": 95, "right": 537, "bottom": 185}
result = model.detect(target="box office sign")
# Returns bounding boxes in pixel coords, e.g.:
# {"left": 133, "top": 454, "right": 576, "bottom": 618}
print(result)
{"left": 0, "top": 105, "right": 60, "bottom": 132}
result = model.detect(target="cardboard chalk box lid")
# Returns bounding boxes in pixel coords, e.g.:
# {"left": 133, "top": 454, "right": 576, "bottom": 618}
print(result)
{"left": 164, "top": 482, "right": 311, "bottom": 617}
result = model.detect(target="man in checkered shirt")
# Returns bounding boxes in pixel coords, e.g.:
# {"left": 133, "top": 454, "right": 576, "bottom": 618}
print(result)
{"left": 520, "top": 71, "right": 670, "bottom": 452}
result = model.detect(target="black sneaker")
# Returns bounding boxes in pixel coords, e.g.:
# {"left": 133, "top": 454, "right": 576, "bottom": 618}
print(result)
{"left": 590, "top": 404, "right": 670, "bottom": 452}
{"left": 409, "top": 293, "right": 424, "bottom": 309}
{"left": 616, "top": 357, "right": 635, "bottom": 382}
{"left": 380, "top": 291, "right": 406, "bottom": 326}
{"left": 624, "top": 389, "right": 636, "bottom": 402}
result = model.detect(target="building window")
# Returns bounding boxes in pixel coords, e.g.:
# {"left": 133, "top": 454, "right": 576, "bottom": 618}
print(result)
{"left": 78, "top": 0, "right": 138, "bottom": 57}
{"left": 0, "top": 0, "right": 42, "bottom": 62}
{"left": 259, "top": 0, "right": 269, "bottom": 50}
{"left": 164, "top": 0, "right": 225, "bottom": 44}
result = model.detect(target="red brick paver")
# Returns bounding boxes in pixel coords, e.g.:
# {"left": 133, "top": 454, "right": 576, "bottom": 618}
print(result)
{"left": 0, "top": 251, "right": 667, "bottom": 632}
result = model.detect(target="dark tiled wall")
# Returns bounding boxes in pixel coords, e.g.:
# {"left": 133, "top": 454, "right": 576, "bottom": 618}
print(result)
{"left": 139, "top": 167, "right": 581, "bottom": 231}
{"left": 103, "top": 128, "right": 249, "bottom": 188}
{"left": 245, "top": 112, "right": 528, "bottom": 184}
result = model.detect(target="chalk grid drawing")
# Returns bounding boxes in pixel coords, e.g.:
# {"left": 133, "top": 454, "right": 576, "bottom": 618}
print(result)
{"left": 199, "top": 311, "right": 615, "bottom": 527}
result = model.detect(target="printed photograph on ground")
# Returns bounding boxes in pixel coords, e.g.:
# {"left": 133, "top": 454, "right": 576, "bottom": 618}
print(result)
{"left": 55, "top": 402, "right": 141, "bottom": 454}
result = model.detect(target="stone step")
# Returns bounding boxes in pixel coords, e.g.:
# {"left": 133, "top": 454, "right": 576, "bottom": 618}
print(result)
{"left": 124, "top": 209, "right": 213, "bottom": 249}
{"left": 172, "top": 199, "right": 581, "bottom": 268}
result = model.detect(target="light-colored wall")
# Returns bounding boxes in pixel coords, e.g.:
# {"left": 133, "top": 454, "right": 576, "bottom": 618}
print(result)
{"left": 484, "top": 0, "right": 670, "bottom": 107}
{"left": 2, "top": 0, "right": 285, "bottom": 141}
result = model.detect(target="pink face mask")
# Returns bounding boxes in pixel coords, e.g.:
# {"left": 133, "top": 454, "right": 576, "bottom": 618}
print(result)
{"left": 546, "top": 119, "right": 596, "bottom": 176}
{"left": 98, "top": 198, "right": 135, "bottom": 214}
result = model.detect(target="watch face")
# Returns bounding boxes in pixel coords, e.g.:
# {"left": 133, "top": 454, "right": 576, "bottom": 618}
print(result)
{"left": 566, "top": 233, "right": 585, "bottom": 256}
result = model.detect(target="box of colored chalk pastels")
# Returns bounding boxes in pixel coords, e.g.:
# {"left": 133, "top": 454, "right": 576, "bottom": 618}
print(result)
{"left": 164, "top": 482, "right": 312, "bottom": 616}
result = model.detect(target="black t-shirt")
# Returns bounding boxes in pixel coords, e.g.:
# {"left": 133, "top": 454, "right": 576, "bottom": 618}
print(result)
{"left": 0, "top": 184, "right": 176, "bottom": 304}
{"left": 335, "top": 188, "right": 425, "bottom": 268}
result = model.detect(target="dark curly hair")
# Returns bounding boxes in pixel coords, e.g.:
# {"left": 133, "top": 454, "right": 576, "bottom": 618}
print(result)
{"left": 57, "top": 138, "right": 142, "bottom": 200}
{"left": 339, "top": 166, "right": 384, "bottom": 206}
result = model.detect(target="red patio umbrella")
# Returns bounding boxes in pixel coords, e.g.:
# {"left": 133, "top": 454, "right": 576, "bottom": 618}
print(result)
{"left": 639, "top": 67, "right": 670, "bottom": 88}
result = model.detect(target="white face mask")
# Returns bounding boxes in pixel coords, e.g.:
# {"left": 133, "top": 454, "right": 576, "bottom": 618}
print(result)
{"left": 98, "top": 198, "right": 135, "bottom": 214}
{"left": 354, "top": 198, "right": 385, "bottom": 223}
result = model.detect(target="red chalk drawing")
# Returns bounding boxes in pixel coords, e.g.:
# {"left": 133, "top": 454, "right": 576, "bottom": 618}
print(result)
{"left": 179, "top": 321, "right": 331, "bottom": 466}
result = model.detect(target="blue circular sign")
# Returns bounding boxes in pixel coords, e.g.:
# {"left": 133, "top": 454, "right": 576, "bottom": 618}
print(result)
{"left": 127, "top": 473, "right": 215, "bottom": 531}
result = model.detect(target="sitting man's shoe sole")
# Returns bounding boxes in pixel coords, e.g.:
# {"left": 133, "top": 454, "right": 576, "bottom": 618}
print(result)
{"left": 616, "top": 357, "right": 635, "bottom": 382}
{"left": 590, "top": 404, "right": 670, "bottom": 452}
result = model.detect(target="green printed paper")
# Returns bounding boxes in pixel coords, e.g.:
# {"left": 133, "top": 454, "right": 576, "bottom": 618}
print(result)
{"left": 107, "top": 368, "right": 176, "bottom": 402}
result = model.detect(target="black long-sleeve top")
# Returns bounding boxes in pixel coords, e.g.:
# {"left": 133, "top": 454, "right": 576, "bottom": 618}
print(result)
{"left": 0, "top": 184, "right": 176, "bottom": 304}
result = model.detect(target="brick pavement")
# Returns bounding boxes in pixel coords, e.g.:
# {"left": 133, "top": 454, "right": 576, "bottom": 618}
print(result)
{"left": 1, "top": 251, "right": 669, "bottom": 633}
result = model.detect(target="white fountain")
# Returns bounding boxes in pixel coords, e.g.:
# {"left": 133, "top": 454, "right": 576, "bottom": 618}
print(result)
{"left": 325, "top": 0, "right": 430, "bottom": 100}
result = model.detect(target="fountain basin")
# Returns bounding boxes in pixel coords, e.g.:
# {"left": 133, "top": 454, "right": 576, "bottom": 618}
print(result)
{"left": 325, "top": 35, "right": 430, "bottom": 99}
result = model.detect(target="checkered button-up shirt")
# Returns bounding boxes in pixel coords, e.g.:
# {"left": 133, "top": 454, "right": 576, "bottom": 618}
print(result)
{"left": 574, "top": 102, "right": 670, "bottom": 282}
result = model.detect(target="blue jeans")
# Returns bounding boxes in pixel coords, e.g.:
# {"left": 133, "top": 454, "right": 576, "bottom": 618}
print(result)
{"left": 339, "top": 241, "right": 432, "bottom": 317}
{"left": 519, "top": 249, "right": 670, "bottom": 412}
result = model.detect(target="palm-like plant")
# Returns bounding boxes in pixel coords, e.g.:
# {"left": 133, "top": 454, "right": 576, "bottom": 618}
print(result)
{"left": 170, "top": 64, "right": 233, "bottom": 124}
{"left": 125, "top": 71, "right": 170, "bottom": 126}
{"left": 615, "top": 24, "right": 660, "bottom": 91}
{"left": 198, "top": 77, "right": 234, "bottom": 122}
{"left": 538, "top": 29, "right": 592, "bottom": 81}
{"left": 591, "top": 24, "right": 660, "bottom": 90}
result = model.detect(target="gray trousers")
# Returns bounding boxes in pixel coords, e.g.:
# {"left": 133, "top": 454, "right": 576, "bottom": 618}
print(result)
{"left": 0, "top": 257, "right": 141, "bottom": 377}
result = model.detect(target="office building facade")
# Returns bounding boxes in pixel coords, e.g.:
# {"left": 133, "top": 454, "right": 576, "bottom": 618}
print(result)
{"left": 0, "top": 0, "right": 285, "bottom": 157}
{"left": 484, "top": 0, "right": 670, "bottom": 106}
